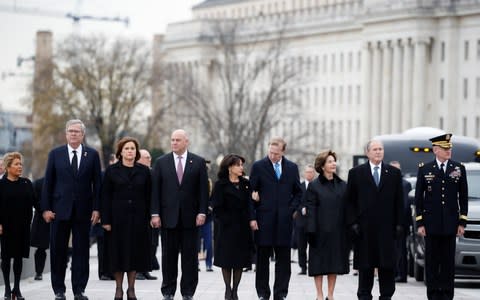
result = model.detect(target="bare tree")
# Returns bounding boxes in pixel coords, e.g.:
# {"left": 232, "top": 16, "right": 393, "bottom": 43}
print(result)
{"left": 164, "top": 19, "right": 307, "bottom": 167}
{"left": 45, "top": 34, "right": 166, "bottom": 166}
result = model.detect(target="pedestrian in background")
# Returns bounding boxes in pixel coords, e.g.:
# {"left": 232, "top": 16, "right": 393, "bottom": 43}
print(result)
{"left": 0, "top": 152, "right": 36, "bottom": 300}
{"left": 211, "top": 154, "right": 254, "bottom": 300}
{"left": 305, "top": 150, "right": 349, "bottom": 300}
{"left": 101, "top": 137, "right": 152, "bottom": 300}
{"left": 389, "top": 161, "right": 412, "bottom": 283}
{"left": 30, "top": 177, "right": 50, "bottom": 281}
{"left": 249, "top": 137, "right": 303, "bottom": 300}
{"left": 415, "top": 134, "right": 468, "bottom": 300}
{"left": 345, "top": 140, "right": 404, "bottom": 300}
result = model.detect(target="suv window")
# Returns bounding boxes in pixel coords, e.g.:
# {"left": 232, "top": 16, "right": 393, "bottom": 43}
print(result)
{"left": 467, "top": 170, "right": 480, "bottom": 200}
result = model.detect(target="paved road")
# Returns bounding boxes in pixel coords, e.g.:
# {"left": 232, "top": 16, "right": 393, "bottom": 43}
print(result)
{"left": 12, "top": 248, "right": 480, "bottom": 299}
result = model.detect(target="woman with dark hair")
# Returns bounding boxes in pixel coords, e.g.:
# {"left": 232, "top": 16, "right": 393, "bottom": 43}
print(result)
{"left": 305, "top": 150, "right": 349, "bottom": 300}
{"left": 101, "top": 137, "right": 152, "bottom": 300}
{"left": 0, "top": 152, "right": 35, "bottom": 300}
{"left": 211, "top": 154, "right": 254, "bottom": 300}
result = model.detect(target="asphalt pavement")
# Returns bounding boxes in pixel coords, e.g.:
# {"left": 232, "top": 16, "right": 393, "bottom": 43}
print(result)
{"left": 9, "top": 247, "right": 480, "bottom": 299}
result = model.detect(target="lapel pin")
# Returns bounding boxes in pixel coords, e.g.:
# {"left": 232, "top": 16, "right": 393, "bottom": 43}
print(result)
{"left": 84, "top": 152, "right": 87, "bottom": 157}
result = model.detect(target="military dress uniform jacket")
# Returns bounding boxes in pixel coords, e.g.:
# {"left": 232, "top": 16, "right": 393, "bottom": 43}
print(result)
{"left": 415, "top": 160, "right": 468, "bottom": 236}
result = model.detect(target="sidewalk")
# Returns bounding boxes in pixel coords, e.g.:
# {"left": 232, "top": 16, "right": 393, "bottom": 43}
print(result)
{"left": 13, "top": 247, "right": 480, "bottom": 299}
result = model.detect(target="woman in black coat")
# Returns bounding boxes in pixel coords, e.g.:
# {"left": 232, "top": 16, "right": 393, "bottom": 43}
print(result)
{"left": 0, "top": 152, "right": 35, "bottom": 300}
{"left": 305, "top": 150, "right": 349, "bottom": 300}
{"left": 30, "top": 177, "right": 50, "bottom": 281}
{"left": 211, "top": 154, "right": 253, "bottom": 300}
{"left": 101, "top": 137, "right": 152, "bottom": 300}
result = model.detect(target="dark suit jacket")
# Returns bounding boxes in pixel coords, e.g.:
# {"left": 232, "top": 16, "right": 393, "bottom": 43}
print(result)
{"left": 151, "top": 151, "right": 209, "bottom": 229}
{"left": 41, "top": 144, "right": 102, "bottom": 221}
{"left": 415, "top": 160, "right": 468, "bottom": 235}
{"left": 249, "top": 156, "right": 302, "bottom": 247}
{"left": 295, "top": 181, "right": 309, "bottom": 228}
{"left": 345, "top": 161, "right": 403, "bottom": 269}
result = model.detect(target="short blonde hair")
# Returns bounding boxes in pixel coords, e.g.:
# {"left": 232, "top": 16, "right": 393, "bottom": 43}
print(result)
{"left": 3, "top": 152, "right": 23, "bottom": 170}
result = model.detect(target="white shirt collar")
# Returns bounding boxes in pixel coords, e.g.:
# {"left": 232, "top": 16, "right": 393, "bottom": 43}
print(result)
{"left": 369, "top": 161, "right": 381, "bottom": 173}
{"left": 436, "top": 159, "right": 448, "bottom": 168}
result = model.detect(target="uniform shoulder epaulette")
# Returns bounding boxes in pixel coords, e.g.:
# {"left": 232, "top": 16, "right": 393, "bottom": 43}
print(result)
{"left": 418, "top": 162, "right": 424, "bottom": 167}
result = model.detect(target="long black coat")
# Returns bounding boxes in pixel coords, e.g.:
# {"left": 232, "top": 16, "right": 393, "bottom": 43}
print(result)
{"left": 345, "top": 162, "right": 403, "bottom": 269}
{"left": 101, "top": 162, "right": 152, "bottom": 272}
{"left": 0, "top": 177, "right": 35, "bottom": 259}
{"left": 30, "top": 177, "right": 50, "bottom": 249}
{"left": 211, "top": 177, "right": 253, "bottom": 268}
{"left": 305, "top": 174, "right": 349, "bottom": 275}
{"left": 249, "top": 156, "right": 303, "bottom": 247}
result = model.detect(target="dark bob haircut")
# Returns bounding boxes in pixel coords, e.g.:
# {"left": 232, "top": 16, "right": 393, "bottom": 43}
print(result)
{"left": 115, "top": 137, "right": 141, "bottom": 161}
{"left": 314, "top": 150, "right": 337, "bottom": 175}
{"left": 217, "top": 153, "right": 246, "bottom": 180}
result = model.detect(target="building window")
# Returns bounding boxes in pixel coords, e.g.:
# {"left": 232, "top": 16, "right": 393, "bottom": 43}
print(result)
{"left": 357, "top": 85, "right": 361, "bottom": 105}
{"left": 476, "top": 77, "right": 480, "bottom": 99}
{"left": 315, "top": 56, "right": 319, "bottom": 73}
{"left": 331, "top": 53, "right": 335, "bottom": 73}
{"left": 348, "top": 85, "right": 352, "bottom": 104}
{"left": 439, "top": 117, "right": 444, "bottom": 130}
{"left": 339, "top": 86, "right": 343, "bottom": 105}
{"left": 348, "top": 52, "right": 353, "bottom": 72}
{"left": 465, "top": 40, "right": 469, "bottom": 61}
{"left": 476, "top": 117, "right": 480, "bottom": 138}
{"left": 323, "top": 54, "right": 327, "bottom": 73}
{"left": 357, "top": 51, "right": 361, "bottom": 71}
{"left": 322, "top": 87, "right": 326, "bottom": 106}
{"left": 340, "top": 53, "right": 344, "bottom": 72}
{"left": 440, "top": 79, "right": 444, "bottom": 99}
{"left": 331, "top": 86, "right": 335, "bottom": 106}
{"left": 463, "top": 117, "right": 467, "bottom": 135}
{"left": 441, "top": 41, "right": 445, "bottom": 62}
{"left": 464, "top": 78, "right": 468, "bottom": 99}
{"left": 477, "top": 40, "right": 480, "bottom": 60}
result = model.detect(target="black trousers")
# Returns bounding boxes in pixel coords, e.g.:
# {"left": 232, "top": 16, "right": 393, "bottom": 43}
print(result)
{"left": 256, "top": 246, "right": 291, "bottom": 300}
{"left": 34, "top": 248, "right": 47, "bottom": 275}
{"left": 357, "top": 267, "right": 395, "bottom": 300}
{"left": 425, "top": 234, "right": 455, "bottom": 300}
{"left": 96, "top": 236, "right": 106, "bottom": 278}
{"left": 50, "top": 218, "right": 90, "bottom": 295}
{"left": 161, "top": 226, "right": 198, "bottom": 297}
{"left": 395, "top": 231, "right": 407, "bottom": 280}
{"left": 296, "top": 227, "right": 308, "bottom": 270}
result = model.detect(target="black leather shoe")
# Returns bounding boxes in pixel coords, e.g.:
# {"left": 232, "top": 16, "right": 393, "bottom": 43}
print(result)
{"left": 55, "top": 293, "right": 66, "bottom": 300}
{"left": 34, "top": 273, "right": 43, "bottom": 280}
{"left": 135, "top": 273, "right": 146, "bottom": 280}
{"left": 298, "top": 268, "right": 306, "bottom": 275}
{"left": 206, "top": 266, "right": 213, "bottom": 272}
{"left": 162, "top": 296, "right": 174, "bottom": 300}
{"left": 142, "top": 272, "right": 157, "bottom": 280}
{"left": 73, "top": 292, "right": 89, "bottom": 300}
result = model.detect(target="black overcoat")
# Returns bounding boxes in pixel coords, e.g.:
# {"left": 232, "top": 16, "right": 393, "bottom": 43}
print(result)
{"left": 345, "top": 162, "right": 403, "bottom": 269}
{"left": 101, "top": 162, "right": 152, "bottom": 272}
{"left": 305, "top": 174, "right": 349, "bottom": 275}
{"left": 0, "top": 177, "right": 35, "bottom": 258}
{"left": 249, "top": 156, "right": 303, "bottom": 246}
{"left": 211, "top": 177, "right": 253, "bottom": 268}
{"left": 30, "top": 177, "right": 50, "bottom": 249}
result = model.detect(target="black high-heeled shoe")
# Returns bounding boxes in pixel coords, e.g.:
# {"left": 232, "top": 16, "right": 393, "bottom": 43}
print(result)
{"left": 11, "top": 289, "right": 24, "bottom": 300}
{"left": 114, "top": 287, "right": 123, "bottom": 300}
{"left": 126, "top": 288, "right": 137, "bottom": 300}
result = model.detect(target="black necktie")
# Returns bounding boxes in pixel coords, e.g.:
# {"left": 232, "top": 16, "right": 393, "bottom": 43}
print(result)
{"left": 440, "top": 163, "right": 445, "bottom": 177}
{"left": 72, "top": 150, "right": 78, "bottom": 176}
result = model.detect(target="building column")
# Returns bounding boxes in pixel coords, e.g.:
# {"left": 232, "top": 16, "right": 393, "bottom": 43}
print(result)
{"left": 361, "top": 41, "right": 372, "bottom": 143}
{"left": 380, "top": 40, "right": 392, "bottom": 134}
{"left": 370, "top": 41, "right": 382, "bottom": 137}
{"left": 401, "top": 38, "right": 413, "bottom": 130}
{"left": 412, "top": 37, "right": 430, "bottom": 127}
{"left": 391, "top": 39, "right": 403, "bottom": 133}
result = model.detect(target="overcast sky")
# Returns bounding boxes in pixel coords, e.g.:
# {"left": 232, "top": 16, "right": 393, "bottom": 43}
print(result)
{"left": 0, "top": 0, "right": 203, "bottom": 112}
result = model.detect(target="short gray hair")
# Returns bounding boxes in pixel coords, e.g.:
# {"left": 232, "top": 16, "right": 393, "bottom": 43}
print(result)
{"left": 65, "top": 119, "right": 86, "bottom": 134}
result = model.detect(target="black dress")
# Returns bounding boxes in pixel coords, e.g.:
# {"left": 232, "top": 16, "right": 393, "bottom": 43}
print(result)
{"left": 101, "top": 162, "right": 152, "bottom": 272}
{"left": 0, "top": 177, "right": 35, "bottom": 259}
{"left": 305, "top": 174, "right": 349, "bottom": 276}
{"left": 211, "top": 177, "right": 253, "bottom": 268}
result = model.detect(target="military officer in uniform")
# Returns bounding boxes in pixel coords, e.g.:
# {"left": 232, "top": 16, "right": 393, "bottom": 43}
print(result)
{"left": 415, "top": 133, "right": 468, "bottom": 300}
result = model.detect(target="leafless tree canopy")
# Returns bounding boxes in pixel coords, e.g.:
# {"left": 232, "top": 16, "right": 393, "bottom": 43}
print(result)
{"left": 164, "top": 19, "right": 306, "bottom": 167}
{"left": 49, "top": 34, "right": 155, "bottom": 165}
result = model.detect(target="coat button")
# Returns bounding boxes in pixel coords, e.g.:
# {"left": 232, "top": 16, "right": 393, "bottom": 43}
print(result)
{"left": 128, "top": 199, "right": 132, "bottom": 204}
{"left": 442, "top": 201, "right": 445, "bottom": 204}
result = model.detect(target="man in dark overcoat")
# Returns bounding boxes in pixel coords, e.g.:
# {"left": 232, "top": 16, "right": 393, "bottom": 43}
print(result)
{"left": 415, "top": 133, "right": 468, "bottom": 300}
{"left": 249, "top": 137, "right": 303, "bottom": 300}
{"left": 345, "top": 140, "right": 404, "bottom": 300}
{"left": 150, "top": 129, "right": 209, "bottom": 300}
